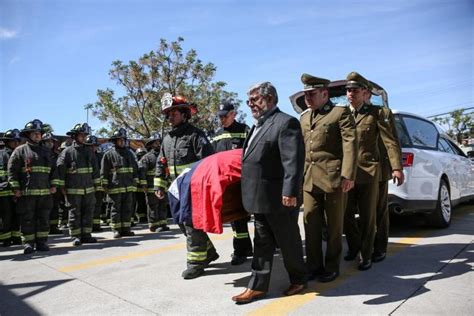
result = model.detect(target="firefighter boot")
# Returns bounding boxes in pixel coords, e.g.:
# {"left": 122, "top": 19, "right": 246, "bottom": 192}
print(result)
{"left": 182, "top": 265, "right": 205, "bottom": 280}
{"left": 113, "top": 231, "right": 122, "bottom": 239}
{"left": 23, "top": 243, "right": 34, "bottom": 254}
{"left": 72, "top": 237, "right": 82, "bottom": 247}
{"left": 49, "top": 226, "right": 63, "bottom": 235}
{"left": 36, "top": 241, "right": 50, "bottom": 252}
{"left": 81, "top": 234, "right": 97, "bottom": 244}
{"left": 156, "top": 224, "right": 170, "bottom": 232}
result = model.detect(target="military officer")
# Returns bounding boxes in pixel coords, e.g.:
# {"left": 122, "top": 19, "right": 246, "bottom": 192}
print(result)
{"left": 299, "top": 74, "right": 357, "bottom": 282}
{"left": 211, "top": 101, "right": 253, "bottom": 266}
{"left": 343, "top": 72, "right": 404, "bottom": 270}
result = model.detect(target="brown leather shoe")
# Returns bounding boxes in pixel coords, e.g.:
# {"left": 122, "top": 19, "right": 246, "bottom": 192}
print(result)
{"left": 232, "top": 289, "right": 266, "bottom": 304}
{"left": 283, "top": 283, "right": 307, "bottom": 296}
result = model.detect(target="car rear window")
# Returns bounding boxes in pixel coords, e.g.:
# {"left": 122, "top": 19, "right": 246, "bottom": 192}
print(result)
{"left": 401, "top": 116, "right": 438, "bottom": 149}
{"left": 394, "top": 115, "right": 411, "bottom": 147}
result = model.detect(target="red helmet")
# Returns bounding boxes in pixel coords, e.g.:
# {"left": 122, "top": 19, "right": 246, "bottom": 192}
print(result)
{"left": 161, "top": 93, "right": 197, "bottom": 115}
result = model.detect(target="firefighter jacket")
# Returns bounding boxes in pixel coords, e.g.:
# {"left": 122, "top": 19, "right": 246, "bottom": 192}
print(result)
{"left": 101, "top": 146, "right": 139, "bottom": 194}
{"left": 7, "top": 141, "right": 56, "bottom": 195}
{"left": 211, "top": 121, "right": 249, "bottom": 152}
{"left": 56, "top": 142, "right": 100, "bottom": 195}
{"left": 0, "top": 147, "right": 13, "bottom": 197}
{"left": 138, "top": 149, "right": 159, "bottom": 189}
{"left": 154, "top": 122, "right": 214, "bottom": 190}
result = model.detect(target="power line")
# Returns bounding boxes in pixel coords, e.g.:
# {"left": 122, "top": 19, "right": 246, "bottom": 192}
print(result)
{"left": 426, "top": 107, "right": 474, "bottom": 119}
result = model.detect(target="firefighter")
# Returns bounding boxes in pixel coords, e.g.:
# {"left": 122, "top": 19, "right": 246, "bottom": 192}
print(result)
{"left": 8, "top": 119, "right": 56, "bottom": 254}
{"left": 42, "top": 132, "right": 63, "bottom": 235}
{"left": 56, "top": 123, "right": 99, "bottom": 246}
{"left": 101, "top": 128, "right": 139, "bottom": 238}
{"left": 0, "top": 129, "right": 21, "bottom": 247}
{"left": 139, "top": 134, "right": 170, "bottom": 232}
{"left": 135, "top": 147, "right": 148, "bottom": 224}
{"left": 84, "top": 135, "right": 105, "bottom": 232}
{"left": 211, "top": 101, "right": 253, "bottom": 265}
{"left": 154, "top": 93, "right": 216, "bottom": 279}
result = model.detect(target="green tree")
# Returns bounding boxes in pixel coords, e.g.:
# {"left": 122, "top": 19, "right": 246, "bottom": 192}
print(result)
{"left": 86, "top": 37, "right": 244, "bottom": 139}
{"left": 432, "top": 109, "right": 474, "bottom": 143}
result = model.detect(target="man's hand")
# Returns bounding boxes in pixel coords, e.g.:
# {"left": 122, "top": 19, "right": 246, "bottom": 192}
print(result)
{"left": 50, "top": 187, "right": 57, "bottom": 194}
{"left": 392, "top": 170, "right": 405, "bottom": 186}
{"left": 341, "top": 179, "right": 354, "bottom": 192}
{"left": 282, "top": 196, "right": 297, "bottom": 207}
{"left": 155, "top": 189, "right": 165, "bottom": 200}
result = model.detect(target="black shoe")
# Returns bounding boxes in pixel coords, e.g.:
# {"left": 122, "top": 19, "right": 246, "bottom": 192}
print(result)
{"left": 230, "top": 254, "right": 247, "bottom": 266}
{"left": 308, "top": 269, "right": 326, "bottom": 281}
{"left": 2, "top": 239, "right": 12, "bottom": 247}
{"left": 319, "top": 271, "right": 339, "bottom": 283}
{"left": 113, "top": 231, "right": 122, "bottom": 239}
{"left": 372, "top": 252, "right": 386, "bottom": 263}
{"left": 72, "top": 237, "right": 82, "bottom": 247}
{"left": 121, "top": 231, "right": 135, "bottom": 237}
{"left": 358, "top": 259, "right": 372, "bottom": 271}
{"left": 149, "top": 226, "right": 157, "bottom": 232}
{"left": 156, "top": 225, "right": 170, "bottom": 232}
{"left": 182, "top": 266, "right": 205, "bottom": 279}
{"left": 205, "top": 252, "right": 220, "bottom": 266}
{"left": 49, "top": 226, "right": 63, "bottom": 235}
{"left": 36, "top": 242, "right": 50, "bottom": 252}
{"left": 23, "top": 243, "right": 34, "bottom": 254}
{"left": 81, "top": 236, "right": 97, "bottom": 244}
{"left": 344, "top": 251, "right": 359, "bottom": 261}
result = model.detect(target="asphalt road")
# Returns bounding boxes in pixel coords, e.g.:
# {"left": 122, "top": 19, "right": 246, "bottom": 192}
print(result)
{"left": 1, "top": 203, "right": 473, "bottom": 315}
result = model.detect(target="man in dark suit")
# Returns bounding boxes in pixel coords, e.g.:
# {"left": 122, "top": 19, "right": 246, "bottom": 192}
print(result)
{"left": 232, "top": 82, "right": 307, "bottom": 304}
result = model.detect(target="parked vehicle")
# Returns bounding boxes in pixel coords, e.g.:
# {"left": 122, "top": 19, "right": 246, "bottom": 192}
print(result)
{"left": 389, "top": 111, "right": 474, "bottom": 227}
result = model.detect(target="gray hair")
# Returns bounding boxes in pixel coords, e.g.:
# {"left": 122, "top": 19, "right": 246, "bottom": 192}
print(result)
{"left": 247, "top": 81, "right": 278, "bottom": 105}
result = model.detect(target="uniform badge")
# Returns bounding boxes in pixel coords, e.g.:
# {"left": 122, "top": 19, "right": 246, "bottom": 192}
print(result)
{"left": 161, "top": 93, "right": 173, "bottom": 111}
{"left": 323, "top": 105, "right": 331, "bottom": 112}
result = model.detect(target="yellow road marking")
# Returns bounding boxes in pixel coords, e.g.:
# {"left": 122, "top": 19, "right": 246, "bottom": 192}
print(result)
{"left": 247, "top": 235, "right": 424, "bottom": 316}
{"left": 58, "top": 231, "right": 234, "bottom": 273}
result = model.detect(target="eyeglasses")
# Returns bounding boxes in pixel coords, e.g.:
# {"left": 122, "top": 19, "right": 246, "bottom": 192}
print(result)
{"left": 246, "top": 95, "right": 264, "bottom": 105}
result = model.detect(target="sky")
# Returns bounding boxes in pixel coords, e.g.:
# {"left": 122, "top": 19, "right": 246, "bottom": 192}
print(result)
{"left": 1, "top": 0, "right": 473, "bottom": 135}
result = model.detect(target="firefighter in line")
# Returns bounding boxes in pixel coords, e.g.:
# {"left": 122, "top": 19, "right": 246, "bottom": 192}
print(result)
{"left": 139, "top": 133, "right": 170, "bottom": 232}
{"left": 101, "top": 128, "right": 139, "bottom": 238}
{"left": 56, "top": 123, "right": 99, "bottom": 246}
{"left": 57, "top": 141, "right": 71, "bottom": 230}
{"left": 0, "top": 129, "right": 21, "bottom": 247}
{"left": 42, "top": 131, "right": 63, "bottom": 235}
{"left": 84, "top": 135, "right": 105, "bottom": 232}
{"left": 211, "top": 101, "right": 253, "bottom": 265}
{"left": 8, "top": 119, "right": 56, "bottom": 254}
{"left": 135, "top": 147, "right": 148, "bottom": 224}
{"left": 154, "top": 94, "right": 217, "bottom": 279}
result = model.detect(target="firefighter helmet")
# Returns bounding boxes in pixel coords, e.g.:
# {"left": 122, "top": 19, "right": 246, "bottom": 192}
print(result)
{"left": 135, "top": 147, "right": 148, "bottom": 160}
{"left": 59, "top": 141, "right": 71, "bottom": 151}
{"left": 144, "top": 132, "right": 162, "bottom": 148}
{"left": 42, "top": 132, "right": 58, "bottom": 142}
{"left": 85, "top": 135, "right": 100, "bottom": 146}
{"left": 161, "top": 93, "right": 197, "bottom": 115}
{"left": 20, "top": 119, "right": 45, "bottom": 137}
{"left": 0, "top": 129, "right": 21, "bottom": 141}
{"left": 67, "top": 123, "right": 91, "bottom": 136}
{"left": 109, "top": 128, "right": 127, "bottom": 141}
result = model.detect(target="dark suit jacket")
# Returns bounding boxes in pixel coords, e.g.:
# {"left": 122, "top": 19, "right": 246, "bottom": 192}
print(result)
{"left": 241, "top": 108, "right": 305, "bottom": 214}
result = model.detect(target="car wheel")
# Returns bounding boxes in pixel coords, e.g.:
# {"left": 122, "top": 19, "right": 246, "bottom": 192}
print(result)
{"left": 429, "top": 180, "right": 451, "bottom": 228}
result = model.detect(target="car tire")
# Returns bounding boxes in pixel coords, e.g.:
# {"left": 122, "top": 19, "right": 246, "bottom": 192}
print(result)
{"left": 429, "top": 179, "right": 452, "bottom": 228}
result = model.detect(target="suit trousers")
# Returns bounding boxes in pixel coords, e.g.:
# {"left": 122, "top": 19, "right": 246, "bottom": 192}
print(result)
{"left": 67, "top": 193, "right": 95, "bottom": 237}
{"left": 231, "top": 216, "right": 253, "bottom": 257}
{"left": 344, "top": 179, "right": 378, "bottom": 261}
{"left": 109, "top": 192, "right": 134, "bottom": 232}
{"left": 17, "top": 195, "right": 52, "bottom": 244}
{"left": 248, "top": 210, "right": 307, "bottom": 292}
{"left": 304, "top": 188, "right": 347, "bottom": 273}
{"left": 374, "top": 180, "right": 389, "bottom": 254}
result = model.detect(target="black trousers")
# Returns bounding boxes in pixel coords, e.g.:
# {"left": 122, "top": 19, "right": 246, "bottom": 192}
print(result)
{"left": 49, "top": 191, "right": 61, "bottom": 227}
{"left": 109, "top": 192, "right": 134, "bottom": 232}
{"left": 0, "top": 195, "right": 14, "bottom": 242}
{"left": 17, "top": 195, "right": 52, "bottom": 244}
{"left": 67, "top": 193, "right": 95, "bottom": 237}
{"left": 248, "top": 210, "right": 307, "bottom": 292}
{"left": 231, "top": 217, "right": 253, "bottom": 257}
{"left": 93, "top": 190, "right": 105, "bottom": 227}
{"left": 146, "top": 193, "right": 168, "bottom": 228}
{"left": 374, "top": 180, "right": 389, "bottom": 254}
{"left": 180, "top": 223, "right": 217, "bottom": 268}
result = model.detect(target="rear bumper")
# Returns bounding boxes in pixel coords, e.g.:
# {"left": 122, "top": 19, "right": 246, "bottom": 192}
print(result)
{"left": 388, "top": 194, "right": 437, "bottom": 214}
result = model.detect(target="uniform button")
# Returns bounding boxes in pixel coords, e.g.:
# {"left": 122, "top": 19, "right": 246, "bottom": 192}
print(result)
{"left": 310, "top": 151, "right": 313, "bottom": 154}
{"left": 311, "top": 162, "right": 315, "bottom": 165}
{"left": 310, "top": 141, "right": 313, "bottom": 144}
{"left": 310, "top": 130, "right": 313, "bottom": 133}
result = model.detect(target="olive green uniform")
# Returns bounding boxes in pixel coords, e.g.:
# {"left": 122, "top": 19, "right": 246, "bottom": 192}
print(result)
{"left": 374, "top": 107, "right": 401, "bottom": 255}
{"left": 301, "top": 103, "right": 357, "bottom": 274}
{"left": 344, "top": 103, "right": 403, "bottom": 261}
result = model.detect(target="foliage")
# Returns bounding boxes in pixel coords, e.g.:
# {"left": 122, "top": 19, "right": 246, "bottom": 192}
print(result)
{"left": 86, "top": 37, "right": 244, "bottom": 138}
{"left": 432, "top": 109, "right": 474, "bottom": 143}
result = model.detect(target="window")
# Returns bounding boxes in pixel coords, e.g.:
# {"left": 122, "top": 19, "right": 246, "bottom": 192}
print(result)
{"left": 444, "top": 138, "right": 468, "bottom": 157}
{"left": 394, "top": 115, "right": 411, "bottom": 147}
{"left": 402, "top": 116, "right": 438, "bottom": 149}
{"left": 438, "top": 138, "right": 456, "bottom": 154}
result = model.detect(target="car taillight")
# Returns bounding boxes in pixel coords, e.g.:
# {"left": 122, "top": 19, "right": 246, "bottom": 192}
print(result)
{"left": 402, "top": 152, "right": 414, "bottom": 167}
